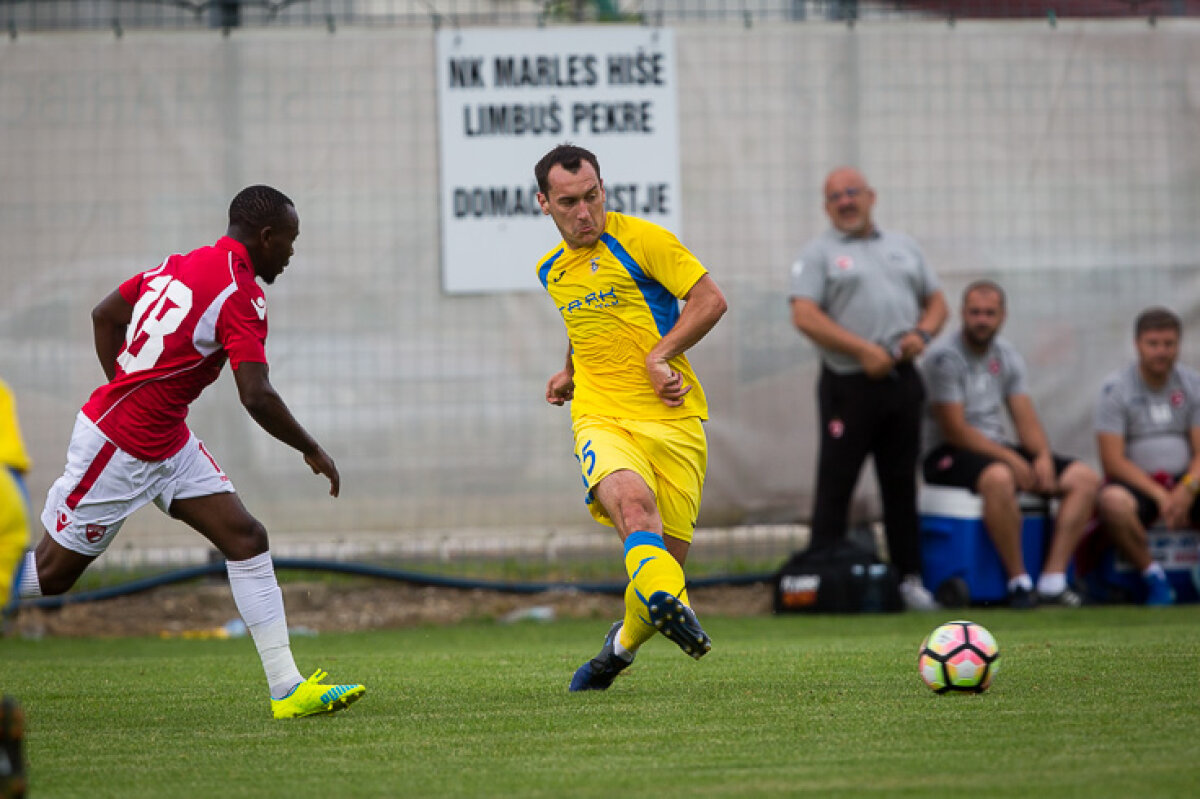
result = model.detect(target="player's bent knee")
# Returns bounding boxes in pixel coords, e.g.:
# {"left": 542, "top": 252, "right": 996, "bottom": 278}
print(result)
{"left": 977, "top": 464, "right": 1016, "bottom": 498}
{"left": 221, "top": 518, "right": 270, "bottom": 562}
{"left": 1096, "top": 485, "right": 1135, "bottom": 521}
{"left": 1063, "top": 462, "right": 1102, "bottom": 496}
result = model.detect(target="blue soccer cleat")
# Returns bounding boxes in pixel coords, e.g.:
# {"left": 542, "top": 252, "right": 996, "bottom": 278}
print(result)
{"left": 569, "top": 622, "right": 632, "bottom": 692}
{"left": 1144, "top": 572, "right": 1175, "bottom": 607}
{"left": 647, "top": 591, "right": 712, "bottom": 660}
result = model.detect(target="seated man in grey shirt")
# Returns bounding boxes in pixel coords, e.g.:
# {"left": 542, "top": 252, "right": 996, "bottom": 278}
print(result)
{"left": 1094, "top": 306, "right": 1200, "bottom": 606}
{"left": 922, "top": 280, "right": 1100, "bottom": 608}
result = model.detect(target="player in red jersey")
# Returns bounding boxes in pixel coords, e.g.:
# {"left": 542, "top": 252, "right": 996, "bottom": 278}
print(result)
{"left": 17, "top": 186, "right": 365, "bottom": 719}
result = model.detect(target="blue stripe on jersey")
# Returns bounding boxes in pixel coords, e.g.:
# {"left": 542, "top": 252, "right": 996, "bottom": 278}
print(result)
{"left": 537, "top": 248, "right": 566, "bottom": 289}
{"left": 600, "top": 233, "right": 679, "bottom": 337}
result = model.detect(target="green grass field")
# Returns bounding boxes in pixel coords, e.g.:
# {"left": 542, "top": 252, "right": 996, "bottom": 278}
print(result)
{"left": 5, "top": 606, "right": 1200, "bottom": 798}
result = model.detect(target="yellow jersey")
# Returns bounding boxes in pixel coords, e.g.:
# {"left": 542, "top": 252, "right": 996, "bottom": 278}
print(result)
{"left": 537, "top": 212, "right": 708, "bottom": 421}
{"left": 0, "top": 379, "right": 31, "bottom": 473}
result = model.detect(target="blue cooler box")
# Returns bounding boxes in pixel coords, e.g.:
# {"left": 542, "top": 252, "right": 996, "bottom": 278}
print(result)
{"left": 919, "top": 485, "right": 1050, "bottom": 602}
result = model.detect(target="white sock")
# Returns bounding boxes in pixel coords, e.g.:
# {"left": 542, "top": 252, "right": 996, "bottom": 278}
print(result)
{"left": 611, "top": 624, "right": 634, "bottom": 662}
{"left": 1142, "top": 562, "right": 1166, "bottom": 580}
{"left": 18, "top": 550, "right": 41, "bottom": 598}
{"left": 226, "top": 551, "right": 303, "bottom": 700}
{"left": 1007, "top": 574, "right": 1033, "bottom": 593}
{"left": 1037, "top": 572, "right": 1067, "bottom": 597}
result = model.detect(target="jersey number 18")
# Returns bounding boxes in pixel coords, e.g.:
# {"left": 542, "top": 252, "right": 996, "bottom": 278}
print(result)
{"left": 117, "top": 275, "right": 195, "bottom": 375}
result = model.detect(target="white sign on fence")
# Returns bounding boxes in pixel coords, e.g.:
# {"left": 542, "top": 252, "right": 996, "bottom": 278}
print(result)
{"left": 435, "top": 26, "right": 680, "bottom": 294}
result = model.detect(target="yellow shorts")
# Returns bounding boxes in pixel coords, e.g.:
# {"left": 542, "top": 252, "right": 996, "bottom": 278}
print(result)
{"left": 0, "top": 467, "right": 29, "bottom": 598}
{"left": 571, "top": 414, "right": 707, "bottom": 544}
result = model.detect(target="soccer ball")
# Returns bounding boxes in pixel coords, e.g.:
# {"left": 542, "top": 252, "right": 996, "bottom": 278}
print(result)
{"left": 917, "top": 620, "right": 999, "bottom": 694}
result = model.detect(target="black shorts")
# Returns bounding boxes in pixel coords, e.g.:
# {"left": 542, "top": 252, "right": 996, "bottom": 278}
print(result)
{"left": 1107, "top": 476, "right": 1200, "bottom": 529}
{"left": 923, "top": 443, "right": 1075, "bottom": 493}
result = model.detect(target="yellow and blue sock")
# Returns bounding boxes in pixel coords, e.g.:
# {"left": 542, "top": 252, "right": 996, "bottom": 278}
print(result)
{"left": 617, "top": 531, "right": 689, "bottom": 653}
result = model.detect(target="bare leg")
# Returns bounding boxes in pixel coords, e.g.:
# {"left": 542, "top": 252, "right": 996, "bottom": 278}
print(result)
{"left": 25, "top": 534, "right": 96, "bottom": 597}
{"left": 1095, "top": 484, "right": 1152, "bottom": 571}
{"left": 1044, "top": 462, "right": 1101, "bottom": 574}
{"left": 592, "top": 469, "right": 663, "bottom": 540}
{"left": 169, "top": 492, "right": 267, "bottom": 560}
{"left": 977, "top": 464, "right": 1026, "bottom": 580}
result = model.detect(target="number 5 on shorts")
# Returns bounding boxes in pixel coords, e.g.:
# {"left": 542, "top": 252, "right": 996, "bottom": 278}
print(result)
{"left": 576, "top": 440, "right": 596, "bottom": 489}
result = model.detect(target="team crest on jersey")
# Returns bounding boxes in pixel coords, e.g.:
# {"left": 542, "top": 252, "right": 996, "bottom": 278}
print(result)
{"left": 1171, "top": 389, "right": 1185, "bottom": 407}
{"left": 828, "top": 418, "right": 845, "bottom": 439}
{"left": 85, "top": 524, "right": 108, "bottom": 543}
{"left": 835, "top": 255, "right": 854, "bottom": 271}
{"left": 988, "top": 358, "right": 1001, "bottom": 375}
{"left": 937, "top": 454, "right": 954, "bottom": 471}
{"left": 589, "top": 258, "right": 600, "bottom": 273}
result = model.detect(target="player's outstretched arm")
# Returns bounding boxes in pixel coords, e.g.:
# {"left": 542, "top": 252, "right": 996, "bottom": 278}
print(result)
{"left": 91, "top": 289, "right": 134, "bottom": 381}
{"left": 233, "top": 361, "right": 341, "bottom": 497}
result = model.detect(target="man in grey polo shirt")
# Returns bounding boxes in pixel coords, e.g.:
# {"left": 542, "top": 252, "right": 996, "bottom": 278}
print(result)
{"left": 923, "top": 280, "right": 1100, "bottom": 608}
{"left": 1094, "top": 306, "right": 1200, "bottom": 606}
{"left": 789, "top": 166, "right": 948, "bottom": 610}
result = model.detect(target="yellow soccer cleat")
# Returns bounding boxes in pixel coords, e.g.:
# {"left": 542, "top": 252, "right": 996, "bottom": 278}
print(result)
{"left": 271, "top": 669, "right": 366, "bottom": 720}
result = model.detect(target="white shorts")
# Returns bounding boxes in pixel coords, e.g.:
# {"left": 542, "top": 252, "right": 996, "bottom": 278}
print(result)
{"left": 41, "top": 413, "right": 236, "bottom": 557}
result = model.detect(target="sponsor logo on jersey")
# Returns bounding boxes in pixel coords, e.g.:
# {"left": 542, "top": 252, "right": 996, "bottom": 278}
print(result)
{"left": 56, "top": 510, "right": 70, "bottom": 532}
{"left": 551, "top": 269, "right": 566, "bottom": 283}
{"left": 558, "top": 287, "right": 619, "bottom": 315}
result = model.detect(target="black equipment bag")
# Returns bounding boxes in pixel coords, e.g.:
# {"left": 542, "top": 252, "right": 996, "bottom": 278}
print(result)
{"left": 772, "top": 538, "right": 903, "bottom": 614}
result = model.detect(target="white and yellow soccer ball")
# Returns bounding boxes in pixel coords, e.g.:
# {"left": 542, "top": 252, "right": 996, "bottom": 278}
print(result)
{"left": 918, "top": 620, "right": 999, "bottom": 694}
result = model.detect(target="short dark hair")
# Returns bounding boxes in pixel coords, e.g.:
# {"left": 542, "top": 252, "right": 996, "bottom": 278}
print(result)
{"left": 962, "top": 279, "right": 1006, "bottom": 309}
{"left": 228, "top": 185, "right": 294, "bottom": 231}
{"left": 534, "top": 144, "right": 601, "bottom": 195}
{"left": 1135, "top": 306, "right": 1182, "bottom": 338}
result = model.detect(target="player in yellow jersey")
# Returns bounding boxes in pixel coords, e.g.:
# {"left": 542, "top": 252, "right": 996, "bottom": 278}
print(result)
{"left": 0, "top": 379, "right": 32, "bottom": 627}
{"left": 534, "top": 144, "right": 728, "bottom": 691}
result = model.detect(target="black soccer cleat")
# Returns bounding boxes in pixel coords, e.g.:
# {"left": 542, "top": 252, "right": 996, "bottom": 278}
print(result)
{"left": 569, "top": 621, "right": 632, "bottom": 692}
{"left": 0, "top": 695, "right": 26, "bottom": 799}
{"left": 647, "top": 591, "right": 712, "bottom": 660}
{"left": 1008, "top": 585, "right": 1037, "bottom": 610}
